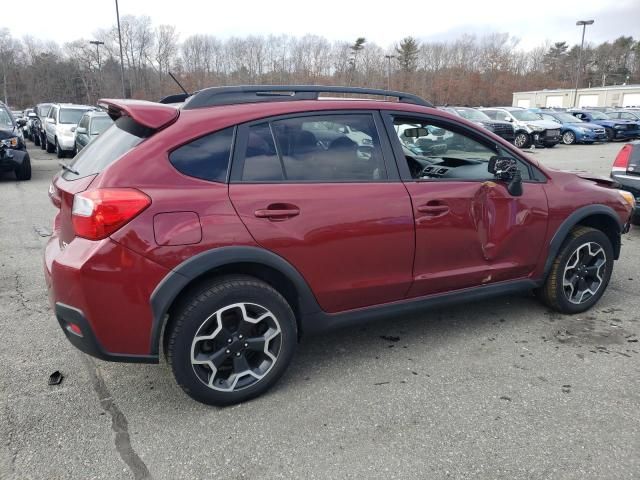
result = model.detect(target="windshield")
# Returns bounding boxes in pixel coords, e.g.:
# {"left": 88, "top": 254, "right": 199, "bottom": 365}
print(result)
{"left": 90, "top": 116, "right": 113, "bottom": 135}
{"left": 510, "top": 110, "right": 542, "bottom": 121}
{"left": 554, "top": 113, "right": 583, "bottom": 123}
{"left": 36, "top": 104, "right": 52, "bottom": 117}
{"left": 588, "top": 111, "right": 609, "bottom": 120}
{"left": 0, "top": 108, "right": 14, "bottom": 127}
{"left": 60, "top": 108, "right": 90, "bottom": 124}
{"left": 63, "top": 119, "right": 145, "bottom": 180}
{"left": 454, "top": 108, "right": 490, "bottom": 121}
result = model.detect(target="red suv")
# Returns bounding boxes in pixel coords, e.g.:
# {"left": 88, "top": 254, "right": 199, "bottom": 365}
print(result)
{"left": 44, "top": 86, "right": 634, "bottom": 405}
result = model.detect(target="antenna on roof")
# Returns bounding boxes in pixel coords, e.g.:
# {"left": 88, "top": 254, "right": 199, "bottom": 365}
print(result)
{"left": 168, "top": 71, "right": 188, "bottom": 95}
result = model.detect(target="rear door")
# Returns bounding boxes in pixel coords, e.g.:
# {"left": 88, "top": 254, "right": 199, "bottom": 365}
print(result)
{"left": 228, "top": 112, "right": 415, "bottom": 314}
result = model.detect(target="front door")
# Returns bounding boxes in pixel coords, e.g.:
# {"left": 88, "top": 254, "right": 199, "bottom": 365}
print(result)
{"left": 384, "top": 113, "right": 549, "bottom": 298}
{"left": 229, "top": 112, "right": 415, "bottom": 314}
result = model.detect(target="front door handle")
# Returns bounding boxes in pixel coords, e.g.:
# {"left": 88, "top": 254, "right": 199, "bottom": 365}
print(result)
{"left": 417, "top": 204, "right": 449, "bottom": 215}
{"left": 254, "top": 204, "right": 300, "bottom": 220}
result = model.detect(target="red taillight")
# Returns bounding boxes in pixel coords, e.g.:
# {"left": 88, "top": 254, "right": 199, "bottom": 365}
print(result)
{"left": 613, "top": 145, "right": 631, "bottom": 170}
{"left": 72, "top": 188, "right": 151, "bottom": 240}
{"left": 48, "top": 182, "right": 61, "bottom": 208}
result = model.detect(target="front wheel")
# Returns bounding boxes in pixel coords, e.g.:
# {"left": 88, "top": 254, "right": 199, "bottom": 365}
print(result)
{"left": 15, "top": 154, "right": 31, "bottom": 181}
{"left": 537, "top": 226, "right": 613, "bottom": 314}
{"left": 45, "top": 137, "right": 55, "bottom": 153}
{"left": 562, "top": 131, "right": 576, "bottom": 145}
{"left": 605, "top": 128, "right": 615, "bottom": 142}
{"left": 33, "top": 133, "right": 40, "bottom": 146}
{"left": 514, "top": 132, "right": 530, "bottom": 149}
{"left": 167, "top": 276, "right": 297, "bottom": 406}
{"left": 55, "top": 139, "right": 65, "bottom": 158}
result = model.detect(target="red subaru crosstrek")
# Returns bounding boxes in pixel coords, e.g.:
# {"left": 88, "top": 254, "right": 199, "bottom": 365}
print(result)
{"left": 44, "top": 86, "right": 634, "bottom": 405}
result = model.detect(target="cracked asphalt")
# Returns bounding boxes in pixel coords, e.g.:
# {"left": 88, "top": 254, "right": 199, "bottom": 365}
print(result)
{"left": 1, "top": 140, "right": 639, "bottom": 479}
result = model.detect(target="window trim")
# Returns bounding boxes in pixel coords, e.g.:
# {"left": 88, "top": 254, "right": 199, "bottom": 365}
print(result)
{"left": 380, "top": 110, "right": 547, "bottom": 184}
{"left": 229, "top": 109, "right": 399, "bottom": 184}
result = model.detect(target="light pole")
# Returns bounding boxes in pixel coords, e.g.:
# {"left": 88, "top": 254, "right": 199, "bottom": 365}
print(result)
{"left": 115, "top": 0, "right": 127, "bottom": 98}
{"left": 573, "top": 19, "right": 594, "bottom": 108}
{"left": 384, "top": 55, "right": 395, "bottom": 91}
{"left": 89, "top": 40, "right": 105, "bottom": 99}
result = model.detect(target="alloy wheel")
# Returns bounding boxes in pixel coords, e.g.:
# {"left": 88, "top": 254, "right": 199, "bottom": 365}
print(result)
{"left": 514, "top": 133, "right": 528, "bottom": 148}
{"left": 562, "top": 131, "right": 576, "bottom": 145}
{"left": 190, "top": 302, "right": 282, "bottom": 392}
{"left": 562, "top": 242, "right": 607, "bottom": 304}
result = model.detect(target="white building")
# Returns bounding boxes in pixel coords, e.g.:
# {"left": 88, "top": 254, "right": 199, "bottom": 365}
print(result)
{"left": 512, "top": 85, "right": 640, "bottom": 109}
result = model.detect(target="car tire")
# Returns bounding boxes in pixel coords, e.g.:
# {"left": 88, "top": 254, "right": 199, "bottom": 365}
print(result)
{"left": 55, "top": 139, "right": 65, "bottom": 158}
{"left": 536, "top": 226, "right": 613, "bottom": 314}
{"left": 40, "top": 134, "right": 47, "bottom": 150}
{"left": 167, "top": 275, "right": 297, "bottom": 406}
{"left": 14, "top": 154, "right": 32, "bottom": 181}
{"left": 562, "top": 131, "right": 576, "bottom": 145}
{"left": 46, "top": 137, "right": 55, "bottom": 153}
{"left": 514, "top": 132, "right": 530, "bottom": 149}
{"left": 605, "top": 128, "right": 615, "bottom": 142}
{"left": 33, "top": 133, "right": 40, "bottom": 146}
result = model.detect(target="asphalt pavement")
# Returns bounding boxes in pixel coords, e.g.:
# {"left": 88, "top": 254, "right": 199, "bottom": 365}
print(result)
{"left": 1, "top": 140, "right": 638, "bottom": 480}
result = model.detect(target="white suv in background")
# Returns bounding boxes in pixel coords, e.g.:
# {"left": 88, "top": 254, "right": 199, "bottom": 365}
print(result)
{"left": 44, "top": 104, "right": 93, "bottom": 158}
{"left": 480, "top": 107, "right": 561, "bottom": 149}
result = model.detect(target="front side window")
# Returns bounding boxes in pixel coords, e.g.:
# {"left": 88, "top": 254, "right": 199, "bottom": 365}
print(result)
{"left": 239, "top": 114, "right": 386, "bottom": 182}
{"left": 90, "top": 116, "right": 113, "bottom": 135}
{"left": 510, "top": 110, "right": 541, "bottom": 122}
{"left": 0, "top": 108, "right": 14, "bottom": 127}
{"left": 392, "top": 117, "right": 531, "bottom": 181}
{"left": 169, "top": 127, "right": 234, "bottom": 183}
{"left": 481, "top": 110, "right": 498, "bottom": 120}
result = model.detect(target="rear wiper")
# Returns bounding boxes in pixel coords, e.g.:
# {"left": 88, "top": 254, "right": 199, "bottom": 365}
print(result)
{"left": 58, "top": 161, "right": 79, "bottom": 175}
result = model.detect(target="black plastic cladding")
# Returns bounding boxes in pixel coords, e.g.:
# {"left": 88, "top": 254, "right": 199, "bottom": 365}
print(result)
{"left": 180, "top": 85, "right": 433, "bottom": 109}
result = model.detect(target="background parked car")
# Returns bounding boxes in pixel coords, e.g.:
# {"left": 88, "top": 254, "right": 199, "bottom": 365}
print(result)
{"left": 610, "top": 141, "right": 640, "bottom": 224}
{"left": 44, "top": 103, "right": 93, "bottom": 158}
{"left": 606, "top": 110, "right": 640, "bottom": 122}
{"left": 568, "top": 109, "right": 640, "bottom": 141}
{"left": 74, "top": 110, "right": 113, "bottom": 154}
{"left": 439, "top": 106, "right": 515, "bottom": 143}
{"left": 532, "top": 110, "right": 607, "bottom": 145}
{"left": 22, "top": 108, "right": 36, "bottom": 140}
{"left": 0, "top": 102, "right": 31, "bottom": 180}
{"left": 479, "top": 107, "right": 561, "bottom": 148}
{"left": 33, "top": 102, "right": 53, "bottom": 148}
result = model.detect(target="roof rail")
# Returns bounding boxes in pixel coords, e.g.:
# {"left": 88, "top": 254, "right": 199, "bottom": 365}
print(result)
{"left": 181, "top": 85, "right": 433, "bottom": 110}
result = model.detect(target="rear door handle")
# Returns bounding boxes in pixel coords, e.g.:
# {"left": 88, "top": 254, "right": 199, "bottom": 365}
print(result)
{"left": 254, "top": 205, "right": 300, "bottom": 220}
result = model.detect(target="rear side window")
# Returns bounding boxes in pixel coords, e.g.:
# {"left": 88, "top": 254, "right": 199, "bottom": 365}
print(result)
{"left": 239, "top": 114, "right": 386, "bottom": 182}
{"left": 63, "top": 117, "right": 145, "bottom": 180}
{"left": 169, "top": 127, "right": 234, "bottom": 182}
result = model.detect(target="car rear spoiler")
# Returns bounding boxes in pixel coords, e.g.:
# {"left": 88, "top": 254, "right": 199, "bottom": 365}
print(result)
{"left": 98, "top": 99, "right": 179, "bottom": 131}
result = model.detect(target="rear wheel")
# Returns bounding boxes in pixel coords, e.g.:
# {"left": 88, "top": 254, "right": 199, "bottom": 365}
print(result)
{"left": 537, "top": 226, "right": 613, "bottom": 314}
{"left": 514, "top": 132, "right": 530, "bottom": 149}
{"left": 167, "top": 275, "right": 297, "bottom": 406}
{"left": 33, "top": 133, "right": 40, "bottom": 146}
{"left": 562, "top": 131, "right": 576, "bottom": 145}
{"left": 14, "top": 154, "right": 31, "bottom": 181}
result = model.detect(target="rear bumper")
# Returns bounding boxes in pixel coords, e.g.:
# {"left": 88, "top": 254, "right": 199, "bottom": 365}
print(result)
{"left": 611, "top": 172, "right": 640, "bottom": 220}
{"left": 55, "top": 303, "right": 157, "bottom": 363}
{"left": 44, "top": 233, "right": 170, "bottom": 362}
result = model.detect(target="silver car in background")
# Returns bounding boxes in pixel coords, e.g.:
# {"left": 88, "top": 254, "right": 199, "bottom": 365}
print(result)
{"left": 73, "top": 110, "right": 113, "bottom": 155}
{"left": 43, "top": 103, "right": 93, "bottom": 158}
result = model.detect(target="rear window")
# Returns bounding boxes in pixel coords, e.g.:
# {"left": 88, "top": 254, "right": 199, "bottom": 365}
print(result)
{"left": 62, "top": 117, "right": 145, "bottom": 180}
{"left": 169, "top": 127, "right": 234, "bottom": 182}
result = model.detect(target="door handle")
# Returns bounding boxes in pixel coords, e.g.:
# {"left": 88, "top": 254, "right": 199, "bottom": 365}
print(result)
{"left": 417, "top": 204, "right": 449, "bottom": 215}
{"left": 254, "top": 205, "right": 300, "bottom": 219}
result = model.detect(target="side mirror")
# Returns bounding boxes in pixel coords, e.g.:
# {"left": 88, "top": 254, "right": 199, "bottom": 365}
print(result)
{"left": 76, "top": 127, "right": 87, "bottom": 135}
{"left": 46, "top": 117, "right": 55, "bottom": 124}
{"left": 488, "top": 156, "right": 523, "bottom": 196}
{"left": 504, "top": 116, "right": 512, "bottom": 122}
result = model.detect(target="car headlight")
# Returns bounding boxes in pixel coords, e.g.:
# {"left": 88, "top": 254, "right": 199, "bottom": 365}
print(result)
{"left": 618, "top": 190, "right": 636, "bottom": 210}
{"left": 526, "top": 123, "right": 544, "bottom": 131}
{"left": 0, "top": 137, "right": 18, "bottom": 148}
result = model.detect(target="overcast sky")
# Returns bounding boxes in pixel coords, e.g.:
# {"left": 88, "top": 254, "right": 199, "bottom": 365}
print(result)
{"left": 7, "top": 0, "right": 640, "bottom": 50}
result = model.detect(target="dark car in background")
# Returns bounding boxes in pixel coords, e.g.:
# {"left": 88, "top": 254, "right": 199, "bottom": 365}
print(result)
{"left": 0, "top": 102, "right": 31, "bottom": 180}
{"left": 569, "top": 109, "right": 640, "bottom": 141}
{"left": 33, "top": 102, "right": 53, "bottom": 148}
{"left": 74, "top": 110, "right": 113, "bottom": 154}
{"left": 439, "top": 106, "right": 515, "bottom": 143}
{"left": 611, "top": 141, "right": 640, "bottom": 223}
{"left": 606, "top": 110, "right": 640, "bottom": 122}
{"left": 534, "top": 110, "right": 607, "bottom": 145}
